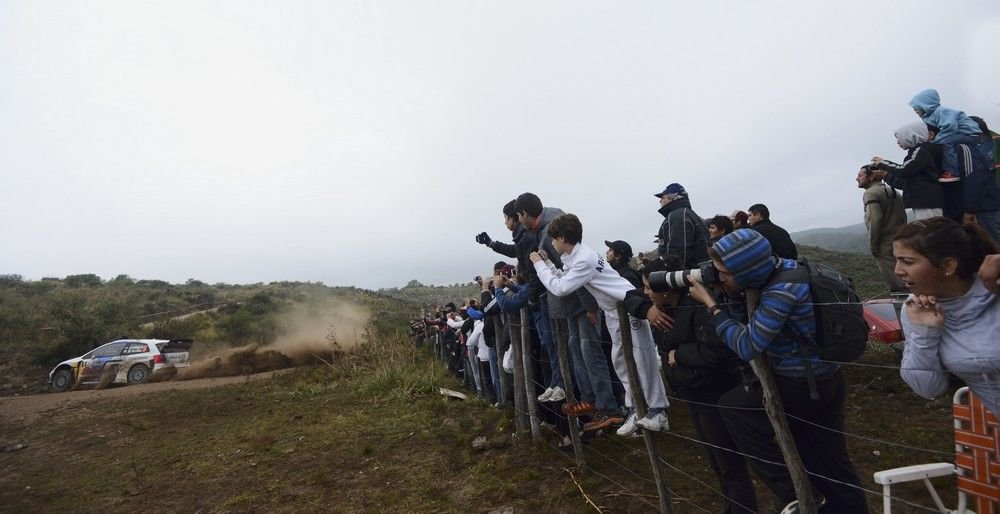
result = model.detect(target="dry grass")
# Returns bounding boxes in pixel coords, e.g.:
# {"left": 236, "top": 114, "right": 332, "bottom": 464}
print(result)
{"left": 0, "top": 332, "right": 960, "bottom": 513}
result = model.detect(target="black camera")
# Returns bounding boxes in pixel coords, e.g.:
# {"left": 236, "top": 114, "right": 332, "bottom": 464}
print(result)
{"left": 647, "top": 260, "right": 719, "bottom": 292}
{"left": 474, "top": 276, "right": 483, "bottom": 285}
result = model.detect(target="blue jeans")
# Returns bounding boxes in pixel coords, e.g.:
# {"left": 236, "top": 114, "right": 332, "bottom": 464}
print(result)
{"left": 565, "top": 314, "right": 592, "bottom": 403}
{"left": 576, "top": 314, "right": 619, "bottom": 412}
{"left": 487, "top": 346, "right": 501, "bottom": 402}
{"left": 530, "top": 302, "right": 562, "bottom": 389}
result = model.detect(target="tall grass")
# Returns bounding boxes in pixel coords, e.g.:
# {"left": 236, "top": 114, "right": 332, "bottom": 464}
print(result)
{"left": 339, "top": 323, "right": 440, "bottom": 401}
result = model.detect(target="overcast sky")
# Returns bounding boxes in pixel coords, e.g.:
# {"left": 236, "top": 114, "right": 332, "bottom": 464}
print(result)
{"left": 2, "top": 1, "right": 999, "bottom": 289}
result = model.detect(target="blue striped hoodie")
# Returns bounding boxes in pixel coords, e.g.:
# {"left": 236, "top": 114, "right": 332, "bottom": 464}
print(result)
{"left": 709, "top": 229, "right": 837, "bottom": 378}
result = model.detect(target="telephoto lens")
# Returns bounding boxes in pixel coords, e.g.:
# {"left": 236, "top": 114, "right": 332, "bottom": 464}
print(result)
{"left": 647, "top": 261, "right": 718, "bottom": 292}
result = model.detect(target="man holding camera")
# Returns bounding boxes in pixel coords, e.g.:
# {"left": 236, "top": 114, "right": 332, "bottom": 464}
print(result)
{"left": 687, "top": 229, "right": 868, "bottom": 513}
{"left": 627, "top": 255, "right": 757, "bottom": 513}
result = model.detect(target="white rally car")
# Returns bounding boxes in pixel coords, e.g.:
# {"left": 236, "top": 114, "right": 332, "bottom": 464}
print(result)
{"left": 48, "top": 339, "right": 193, "bottom": 392}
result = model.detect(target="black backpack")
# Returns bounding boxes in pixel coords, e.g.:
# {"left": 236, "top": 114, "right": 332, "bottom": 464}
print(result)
{"left": 765, "top": 258, "right": 869, "bottom": 363}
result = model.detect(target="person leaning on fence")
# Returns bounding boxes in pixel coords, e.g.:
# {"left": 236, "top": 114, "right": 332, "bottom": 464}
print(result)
{"left": 532, "top": 213, "right": 669, "bottom": 436}
{"left": 687, "top": 229, "right": 869, "bottom": 513}
{"left": 893, "top": 217, "right": 1000, "bottom": 416}
{"left": 476, "top": 265, "right": 511, "bottom": 406}
{"left": 516, "top": 192, "right": 603, "bottom": 406}
{"left": 625, "top": 256, "right": 758, "bottom": 514}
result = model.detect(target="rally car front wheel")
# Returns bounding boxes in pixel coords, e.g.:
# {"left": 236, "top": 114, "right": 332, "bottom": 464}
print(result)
{"left": 50, "top": 369, "right": 74, "bottom": 393}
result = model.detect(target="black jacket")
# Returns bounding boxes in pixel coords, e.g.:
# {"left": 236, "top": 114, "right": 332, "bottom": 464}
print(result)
{"left": 613, "top": 261, "right": 643, "bottom": 290}
{"left": 957, "top": 140, "right": 1000, "bottom": 213}
{"left": 480, "top": 289, "right": 504, "bottom": 348}
{"left": 749, "top": 220, "right": 798, "bottom": 260}
{"left": 657, "top": 197, "right": 710, "bottom": 268}
{"left": 877, "top": 143, "right": 944, "bottom": 210}
{"left": 624, "top": 292, "right": 741, "bottom": 399}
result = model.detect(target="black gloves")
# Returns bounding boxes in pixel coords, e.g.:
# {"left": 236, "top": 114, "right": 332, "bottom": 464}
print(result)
{"left": 475, "top": 232, "right": 492, "bottom": 246}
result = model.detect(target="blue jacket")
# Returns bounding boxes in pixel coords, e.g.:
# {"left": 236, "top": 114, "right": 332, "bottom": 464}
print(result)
{"left": 494, "top": 284, "right": 531, "bottom": 313}
{"left": 908, "top": 89, "right": 981, "bottom": 144}
{"left": 708, "top": 229, "right": 837, "bottom": 379}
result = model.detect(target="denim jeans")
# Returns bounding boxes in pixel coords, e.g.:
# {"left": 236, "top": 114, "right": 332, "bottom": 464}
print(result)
{"left": 564, "top": 314, "right": 592, "bottom": 403}
{"left": 530, "top": 302, "right": 562, "bottom": 389}
{"left": 487, "top": 346, "right": 501, "bottom": 403}
{"left": 576, "top": 314, "right": 619, "bottom": 412}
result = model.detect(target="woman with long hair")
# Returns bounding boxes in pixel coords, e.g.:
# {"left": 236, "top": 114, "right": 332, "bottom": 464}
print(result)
{"left": 893, "top": 217, "right": 1000, "bottom": 415}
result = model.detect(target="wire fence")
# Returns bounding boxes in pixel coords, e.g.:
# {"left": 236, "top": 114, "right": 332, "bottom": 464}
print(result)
{"left": 414, "top": 300, "right": 983, "bottom": 513}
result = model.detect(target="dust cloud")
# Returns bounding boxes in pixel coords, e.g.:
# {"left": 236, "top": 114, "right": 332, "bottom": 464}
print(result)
{"left": 174, "top": 299, "right": 370, "bottom": 380}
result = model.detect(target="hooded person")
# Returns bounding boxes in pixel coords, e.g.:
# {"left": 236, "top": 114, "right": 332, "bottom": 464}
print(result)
{"left": 655, "top": 183, "right": 710, "bottom": 268}
{"left": 872, "top": 121, "right": 945, "bottom": 220}
{"left": 686, "top": 229, "right": 869, "bottom": 513}
{"left": 909, "top": 89, "right": 982, "bottom": 146}
{"left": 908, "top": 89, "right": 984, "bottom": 181}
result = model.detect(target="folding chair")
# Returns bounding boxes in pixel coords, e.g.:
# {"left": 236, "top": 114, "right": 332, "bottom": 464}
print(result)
{"left": 873, "top": 386, "right": 999, "bottom": 513}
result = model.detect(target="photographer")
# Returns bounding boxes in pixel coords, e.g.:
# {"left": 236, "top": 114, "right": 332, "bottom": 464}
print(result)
{"left": 626, "top": 256, "right": 757, "bottom": 513}
{"left": 687, "top": 229, "right": 868, "bottom": 513}
{"left": 476, "top": 262, "right": 515, "bottom": 406}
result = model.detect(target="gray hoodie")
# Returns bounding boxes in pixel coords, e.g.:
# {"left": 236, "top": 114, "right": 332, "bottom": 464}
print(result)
{"left": 900, "top": 280, "right": 1000, "bottom": 416}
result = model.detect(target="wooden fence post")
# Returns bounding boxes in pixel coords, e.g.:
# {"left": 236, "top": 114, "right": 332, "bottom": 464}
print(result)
{"left": 615, "top": 303, "right": 673, "bottom": 514}
{"left": 554, "top": 318, "right": 586, "bottom": 472}
{"left": 745, "top": 289, "right": 817, "bottom": 513}
{"left": 507, "top": 312, "right": 528, "bottom": 433}
{"left": 520, "top": 307, "right": 542, "bottom": 441}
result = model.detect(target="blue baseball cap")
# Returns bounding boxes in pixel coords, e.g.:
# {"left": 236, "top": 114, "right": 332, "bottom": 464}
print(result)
{"left": 654, "top": 183, "right": 686, "bottom": 198}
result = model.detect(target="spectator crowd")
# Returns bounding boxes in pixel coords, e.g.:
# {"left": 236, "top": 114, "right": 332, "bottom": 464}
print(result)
{"left": 411, "top": 89, "right": 1000, "bottom": 514}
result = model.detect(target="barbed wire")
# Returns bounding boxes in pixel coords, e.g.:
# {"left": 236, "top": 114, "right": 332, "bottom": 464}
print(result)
{"left": 603, "top": 429, "right": 753, "bottom": 513}
{"left": 424, "top": 332, "right": 972, "bottom": 512}
{"left": 660, "top": 431, "right": 945, "bottom": 514}
{"left": 428, "top": 332, "right": 959, "bottom": 458}
{"left": 497, "top": 362, "right": 932, "bottom": 513}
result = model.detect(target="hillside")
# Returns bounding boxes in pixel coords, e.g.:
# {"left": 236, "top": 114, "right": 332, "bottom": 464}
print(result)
{"left": 0, "top": 275, "right": 417, "bottom": 395}
{"left": 796, "top": 245, "right": 889, "bottom": 299}
{"left": 791, "top": 223, "right": 868, "bottom": 255}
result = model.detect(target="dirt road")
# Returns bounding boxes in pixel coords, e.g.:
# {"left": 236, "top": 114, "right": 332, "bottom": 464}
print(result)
{"left": 0, "top": 371, "right": 286, "bottom": 423}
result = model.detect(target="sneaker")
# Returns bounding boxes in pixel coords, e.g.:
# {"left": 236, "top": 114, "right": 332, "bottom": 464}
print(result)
{"left": 537, "top": 387, "right": 554, "bottom": 402}
{"left": 547, "top": 386, "right": 565, "bottom": 402}
{"left": 779, "top": 495, "right": 827, "bottom": 514}
{"left": 583, "top": 414, "right": 624, "bottom": 432}
{"left": 938, "top": 170, "right": 960, "bottom": 183}
{"left": 616, "top": 413, "right": 638, "bottom": 436}
{"left": 635, "top": 412, "right": 669, "bottom": 432}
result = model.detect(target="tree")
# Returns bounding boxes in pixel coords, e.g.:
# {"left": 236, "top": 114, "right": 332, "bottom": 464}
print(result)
{"left": 0, "top": 274, "right": 24, "bottom": 287}
{"left": 64, "top": 274, "right": 102, "bottom": 288}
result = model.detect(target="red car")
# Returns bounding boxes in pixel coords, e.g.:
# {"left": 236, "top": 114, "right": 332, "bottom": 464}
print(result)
{"left": 862, "top": 299, "right": 905, "bottom": 349}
